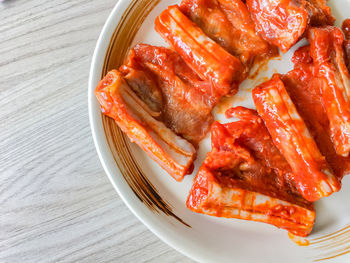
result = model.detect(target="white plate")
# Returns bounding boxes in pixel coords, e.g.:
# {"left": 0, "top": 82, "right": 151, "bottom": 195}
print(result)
{"left": 88, "top": 1, "right": 350, "bottom": 262}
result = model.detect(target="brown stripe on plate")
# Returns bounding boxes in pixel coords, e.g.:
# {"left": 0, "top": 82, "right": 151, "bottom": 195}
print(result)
{"left": 309, "top": 225, "right": 350, "bottom": 261}
{"left": 292, "top": 224, "right": 350, "bottom": 261}
{"left": 100, "top": 0, "right": 190, "bottom": 228}
{"left": 98, "top": 0, "right": 350, "bottom": 255}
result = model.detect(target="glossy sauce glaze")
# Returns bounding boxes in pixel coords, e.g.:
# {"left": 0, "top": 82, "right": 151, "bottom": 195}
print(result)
{"left": 155, "top": 5, "right": 244, "bottom": 97}
{"left": 187, "top": 107, "right": 315, "bottom": 236}
{"left": 246, "top": 0, "right": 334, "bottom": 52}
{"left": 95, "top": 70, "right": 196, "bottom": 181}
{"left": 343, "top": 19, "right": 350, "bottom": 38}
{"left": 283, "top": 45, "right": 350, "bottom": 179}
{"left": 308, "top": 26, "right": 350, "bottom": 157}
{"left": 180, "top": 0, "right": 276, "bottom": 70}
{"left": 217, "top": 108, "right": 308, "bottom": 206}
{"left": 120, "top": 44, "right": 215, "bottom": 146}
{"left": 343, "top": 19, "right": 350, "bottom": 70}
{"left": 253, "top": 75, "right": 340, "bottom": 202}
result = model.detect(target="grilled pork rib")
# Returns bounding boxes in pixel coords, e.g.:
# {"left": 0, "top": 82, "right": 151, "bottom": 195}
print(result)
{"left": 187, "top": 107, "right": 315, "bottom": 236}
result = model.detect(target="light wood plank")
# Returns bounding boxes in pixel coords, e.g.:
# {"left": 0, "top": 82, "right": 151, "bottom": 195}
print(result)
{"left": 0, "top": 1, "right": 194, "bottom": 262}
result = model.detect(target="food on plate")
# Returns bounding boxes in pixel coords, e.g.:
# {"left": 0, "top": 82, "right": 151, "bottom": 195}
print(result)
{"left": 308, "top": 26, "right": 350, "bottom": 157}
{"left": 155, "top": 5, "right": 244, "bottom": 97}
{"left": 95, "top": 0, "right": 350, "bottom": 238}
{"left": 179, "top": 0, "right": 274, "bottom": 70}
{"left": 253, "top": 75, "right": 340, "bottom": 201}
{"left": 95, "top": 70, "right": 196, "bottom": 181}
{"left": 95, "top": 43, "right": 235, "bottom": 180}
{"left": 186, "top": 107, "right": 315, "bottom": 236}
{"left": 343, "top": 19, "right": 350, "bottom": 70}
{"left": 246, "top": 0, "right": 334, "bottom": 52}
{"left": 282, "top": 45, "right": 350, "bottom": 179}
{"left": 120, "top": 44, "right": 215, "bottom": 145}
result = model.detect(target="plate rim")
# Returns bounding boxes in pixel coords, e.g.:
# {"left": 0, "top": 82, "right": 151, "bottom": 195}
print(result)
{"left": 88, "top": 1, "right": 350, "bottom": 262}
{"left": 88, "top": 1, "right": 204, "bottom": 262}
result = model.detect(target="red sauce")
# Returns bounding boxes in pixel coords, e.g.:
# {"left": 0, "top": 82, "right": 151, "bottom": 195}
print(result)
{"left": 204, "top": 107, "right": 312, "bottom": 209}
{"left": 186, "top": 107, "right": 314, "bottom": 236}
{"left": 282, "top": 46, "right": 350, "bottom": 179}
{"left": 342, "top": 19, "right": 350, "bottom": 40}
{"left": 246, "top": 0, "right": 309, "bottom": 52}
{"left": 288, "top": 232, "right": 310, "bottom": 246}
{"left": 342, "top": 19, "right": 350, "bottom": 70}
{"left": 180, "top": 0, "right": 272, "bottom": 70}
{"left": 214, "top": 95, "right": 246, "bottom": 115}
{"left": 248, "top": 58, "right": 270, "bottom": 80}
{"left": 247, "top": 0, "right": 333, "bottom": 52}
{"left": 120, "top": 44, "right": 215, "bottom": 146}
{"left": 155, "top": 5, "right": 244, "bottom": 97}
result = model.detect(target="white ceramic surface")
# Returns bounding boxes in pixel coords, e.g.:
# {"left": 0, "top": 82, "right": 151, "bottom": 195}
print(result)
{"left": 89, "top": 1, "right": 350, "bottom": 262}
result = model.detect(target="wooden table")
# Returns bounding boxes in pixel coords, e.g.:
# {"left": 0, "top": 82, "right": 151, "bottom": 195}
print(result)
{"left": 0, "top": 1, "right": 193, "bottom": 261}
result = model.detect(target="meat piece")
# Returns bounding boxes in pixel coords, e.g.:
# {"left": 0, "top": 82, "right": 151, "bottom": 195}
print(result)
{"left": 95, "top": 70, "right": 196, "bottom": 181}
{"left": 282, "top": 46, "right": 350, "bottom": 180}
{"left": 187, "top": 107, "right": 315, "bottom": 237}
{"left": 246, "top": 0, "right": 334, "bottom": 52}
{"left": 120, "top": 44, "right": 215, "bottom": 145}
{"left": 180, "top": 0, "right": 272, "bottom": 68}
{"left": 308, "top": 27, "right": 350, "bottom": 157}
{"left": 306, "top": 0, "right": 334, "bottom": 26}
{"left": 121, "top": 65, "right": 163, "bottom": 115}
{"left": 343, "top": 19, "right": 350, "bottom": 40}
{"left": 342, "top": 19, "right": 350, "bottom": 77}
{"left": 155, "top": 5, "right": 244, "bottom": 97}
{"left": 253, "top": 75, "right": 340, "bottom": 201}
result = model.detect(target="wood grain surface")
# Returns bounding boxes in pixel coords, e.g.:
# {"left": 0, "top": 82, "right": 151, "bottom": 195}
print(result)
{"left": 0, "top": 1, "right": 194, "bottom": 262}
